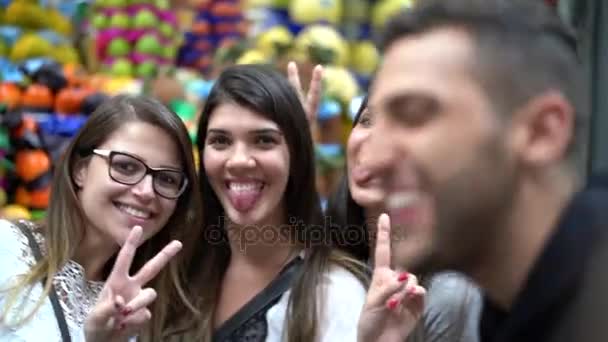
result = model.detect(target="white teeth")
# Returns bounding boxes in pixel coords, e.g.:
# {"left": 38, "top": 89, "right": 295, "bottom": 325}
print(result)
{"left": 229, "top": 182, "right": 262, "bottom": 192}
{"left": 118, "top": 204, "right": 151, "bottom": 219}
{"left": 387, "top": 192, "right": 419, "bottom": 209}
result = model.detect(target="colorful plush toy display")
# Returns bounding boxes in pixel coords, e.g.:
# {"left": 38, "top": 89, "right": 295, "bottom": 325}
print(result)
{"left": 371, "top": 0, "right": 415, "bottom": 31}
{"left": 93, "top": 0, "right": 180, "bottom": 78}
{"left": 2, "top": 110, "right": 51, "bottom": 219}
{"left": 231, "top": 0, "right": 387, "bottom": 200}
{"left": 176, "top": 0, "right": 246, "bottom": 75}
{"left": 288, "top": 0, "right": 342, "bottom": 26}
{"left": 0, "top": 1, "right": 81, "bottom": 69}
{"left": 0, "top": 58, "right": 105, "bottom": 218}
{"left": 0, "top": 0, "right": 418, "bottom": 212}
{"left": 0, "top": 115, "right": 10, "bottom": 211}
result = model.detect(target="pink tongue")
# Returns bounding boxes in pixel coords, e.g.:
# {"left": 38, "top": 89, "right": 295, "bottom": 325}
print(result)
{"left": 228, "top": 189, "right": 261, "bottom": 212}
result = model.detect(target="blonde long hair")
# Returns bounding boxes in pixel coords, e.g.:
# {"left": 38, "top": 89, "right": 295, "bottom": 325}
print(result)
{"left": 0, "top": 95, "right": 203, "bottom": 341}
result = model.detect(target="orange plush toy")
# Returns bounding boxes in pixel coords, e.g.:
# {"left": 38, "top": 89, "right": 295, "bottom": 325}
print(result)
{"left": 21, "top": 84, "right": 54, "bottom": 112}
{"left": 10, "top": 115, "right": 52, "bottom": 210}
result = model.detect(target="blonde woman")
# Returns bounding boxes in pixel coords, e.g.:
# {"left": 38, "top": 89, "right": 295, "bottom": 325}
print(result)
{"left": 0, "top": 95, "right": 203, "bottom": 341}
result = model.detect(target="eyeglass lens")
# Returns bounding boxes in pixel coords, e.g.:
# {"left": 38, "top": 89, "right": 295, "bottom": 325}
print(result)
{"left": 109, "top": 153, "right": 185, "bottom": 198}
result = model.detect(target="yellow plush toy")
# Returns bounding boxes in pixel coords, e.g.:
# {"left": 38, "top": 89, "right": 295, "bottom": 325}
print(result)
{"left": 1, "top": 204, "right": 32, "bottom": 220}
{"left": 4, "top": 1, "right": 48, "bottom": 30}
{"left": 372, "top": 0, "right": 416, "bottom": 29}
{"left": 47, "top": 7, "right": 73, "bottom": 36}
{"left": 52, "top": 45, "right": 80, "bottom": 65}
{"left": 256, "top": 26, "right": 293, "bottom": 59}
{"left": 294, "top": 25, "right": 349, "bottom": 66}
{"left": 323, "top": 65, "right": 360, "bottom": 105}
{"left": 236, "top": 49, "right": 267, "bottom": 65}
{"left": 289, "top": 0, "right": 342, "bottom": 26}
{"left": 10, "top": 33, "right": 53, "bottom": 62}
{"left": 350, "top": 40, "right": 380, "bottom": 76}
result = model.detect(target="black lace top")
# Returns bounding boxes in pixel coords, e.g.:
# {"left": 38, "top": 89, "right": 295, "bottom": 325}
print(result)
{"left": 219, "top": 295, "right": 283, "bottom": 342}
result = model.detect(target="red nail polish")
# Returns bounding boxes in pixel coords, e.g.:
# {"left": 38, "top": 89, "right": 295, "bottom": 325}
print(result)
{"left": 121, "top": 308, "right": 131, "bottom": 316}
{"left": 387, "top": 299, "right": 399, "bottom": 310}
{"left": 398, "top": 272, "right": 409, "bottom": 282}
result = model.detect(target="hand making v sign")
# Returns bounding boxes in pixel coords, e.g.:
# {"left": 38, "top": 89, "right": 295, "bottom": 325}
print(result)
{"left": 286, "top": 61, "right": 323, "bottom": 140}
{"left": 84, "top": 226, "right": 182, "bottom": 342}
{"left": 357, "top": 213, "right": 427, "bottom": 342}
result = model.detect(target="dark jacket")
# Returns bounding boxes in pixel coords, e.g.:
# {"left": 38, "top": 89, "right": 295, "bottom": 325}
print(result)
{"left": 480, "top": 175, "right": 608, "bottom": 342}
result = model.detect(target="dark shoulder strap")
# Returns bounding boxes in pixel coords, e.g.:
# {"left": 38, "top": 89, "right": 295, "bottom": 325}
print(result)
{"left": 213, "top": 257, "right": 303, "bottom": 342}
{"left": 14, "top": 220, "right": 72, "bottom": 342}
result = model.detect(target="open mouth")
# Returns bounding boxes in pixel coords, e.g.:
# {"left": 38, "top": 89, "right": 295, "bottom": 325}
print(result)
{"left": 387, "top": 192, "right": 420, "bottom": 209}
{"left": 225, "top": 180, "right": 265, "bottom": 212}
{"left": 114, "top": 202, "right": 154, "bottom": 220}
{"left": 386, "top": 191, "right": 422, "bottom": 224}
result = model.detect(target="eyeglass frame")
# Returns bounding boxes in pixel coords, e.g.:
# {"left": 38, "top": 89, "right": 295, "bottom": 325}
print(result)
{"left": 91, "top": 149, "right": 189, "bottom": 199}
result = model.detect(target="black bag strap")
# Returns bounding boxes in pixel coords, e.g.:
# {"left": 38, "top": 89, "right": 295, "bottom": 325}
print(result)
{"left": 14, "top": 220, "right": 72, "bottom": 342}
{"left": 213, "top": 256, "right": 304, "bottom": 342}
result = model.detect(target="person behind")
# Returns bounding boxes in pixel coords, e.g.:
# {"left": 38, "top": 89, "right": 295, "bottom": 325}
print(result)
{"left": 180, "top": 64, "right": 368, "bottom": 341}
{"left": 357, "top": 0, "right": 608, "bottom": 341}
{"left": 326, "top": 96, "right": 482, "bottom": 342}
{"left": 0, "top": 95, "right": 203, "bottom": 341}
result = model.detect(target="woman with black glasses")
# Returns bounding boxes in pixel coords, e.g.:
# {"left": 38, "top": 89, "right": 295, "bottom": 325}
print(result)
{"left": 0, "top": 95, "right": 203, "bottom": 342}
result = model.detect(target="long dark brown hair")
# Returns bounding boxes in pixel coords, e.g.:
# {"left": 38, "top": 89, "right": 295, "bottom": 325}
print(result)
{"left": 325, "top": 96, "right": 370, "bottom": 262}
{"left": 1, "top": 95, "right": 203, "bottom": 341}
{"left": 187, "top": 64, "right": 367, "bottom": 341}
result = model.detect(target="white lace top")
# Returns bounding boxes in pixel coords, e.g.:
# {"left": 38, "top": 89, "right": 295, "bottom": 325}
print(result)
{"left": 0, "top": 219, "right": 104, "bottom": 341}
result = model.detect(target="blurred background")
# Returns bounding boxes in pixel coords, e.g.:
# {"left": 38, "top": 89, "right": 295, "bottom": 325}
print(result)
{"left": 0, "top": 0, "right": 602, "bottom": 222}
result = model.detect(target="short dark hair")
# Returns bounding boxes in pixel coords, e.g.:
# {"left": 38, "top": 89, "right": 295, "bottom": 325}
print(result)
{"left": 379, "top": 0, "right": 588, "bottom": 167}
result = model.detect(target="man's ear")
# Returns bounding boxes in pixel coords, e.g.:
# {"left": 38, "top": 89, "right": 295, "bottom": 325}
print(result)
{"left": 508, "top": 90, "right": 574, "bottom": 167}
{"left": 72, "top": 158, "right": 89, "bottom": 188}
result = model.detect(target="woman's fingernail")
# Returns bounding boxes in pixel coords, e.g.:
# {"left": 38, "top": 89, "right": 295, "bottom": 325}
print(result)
{"left": 398, "top": 272, "right": 409, "bottom": 282}
{"left": 121, "top": 307, "right": 131, "bottom": 315}
{"left": 386, "top": 299, "right": 399, "bottom": 310}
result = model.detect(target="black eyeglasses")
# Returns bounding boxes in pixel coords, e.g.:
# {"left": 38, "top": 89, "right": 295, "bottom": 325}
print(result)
{"left": 92, "top": 149, "right": 188, "bottom": 199}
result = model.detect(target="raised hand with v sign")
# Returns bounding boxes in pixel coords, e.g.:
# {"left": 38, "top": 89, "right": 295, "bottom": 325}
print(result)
{"left": 286, "top": 61, "right": 323, "bottom": 141}
{"left": 84, "top": 226, "right": 182, "bottom": 342}
{"left": 357, "top": 213, "right": 426, "bottom": 342}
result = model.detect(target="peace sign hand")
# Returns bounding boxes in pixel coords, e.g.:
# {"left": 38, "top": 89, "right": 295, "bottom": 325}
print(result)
{"left": 84, "top": 226, "right": 183, "bottom": 342}
{"left": 357, "top": 214, "right": 426, "bottom": 342}
{"left": 287, "top": 61, "right": 323, "bottom": 140}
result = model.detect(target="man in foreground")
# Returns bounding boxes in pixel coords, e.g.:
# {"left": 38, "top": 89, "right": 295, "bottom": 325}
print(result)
{"left": 357, "top": 0, "right": 608, "bottom": 341}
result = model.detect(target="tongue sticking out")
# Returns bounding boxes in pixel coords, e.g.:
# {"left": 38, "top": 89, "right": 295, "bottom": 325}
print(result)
{"left": 227, "top": 186, "right": 262, "bottom": 212}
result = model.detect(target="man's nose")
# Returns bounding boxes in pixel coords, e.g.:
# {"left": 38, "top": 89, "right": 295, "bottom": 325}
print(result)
{"left": 364, "top": 119, "right": 400, "bottom": 178}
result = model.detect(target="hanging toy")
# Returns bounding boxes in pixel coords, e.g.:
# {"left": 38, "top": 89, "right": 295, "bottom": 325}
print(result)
{"left": 372, "top": 0, "right": 415, "bottom": 31}
{"left": 289, "top": 0, "right": 343, "bottom": 26}
{"left": 5, "top": 109, "right": 52, "bottom": 212}
{"left": 293, "top": 24, "right": 349, "bottom": 66}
